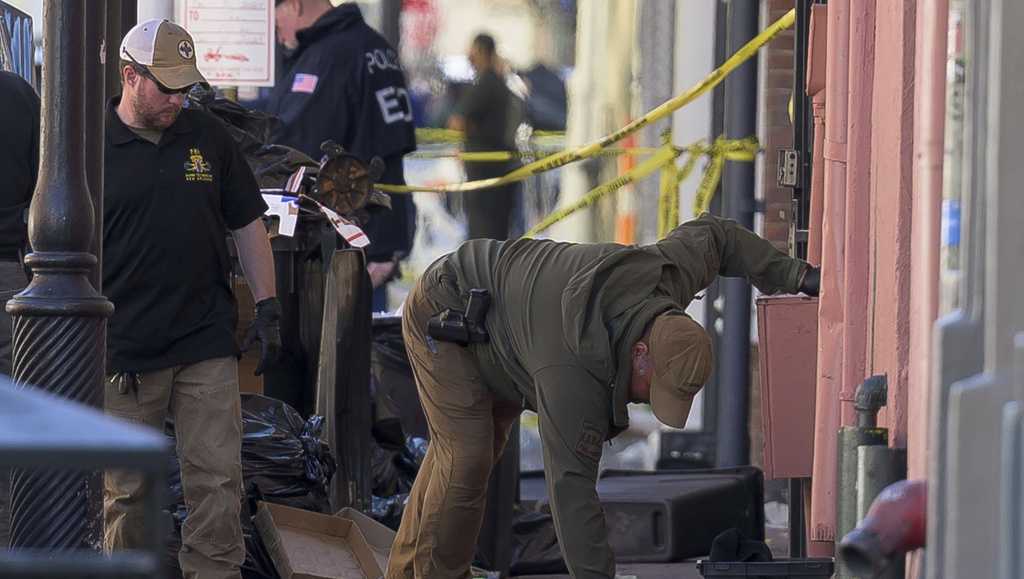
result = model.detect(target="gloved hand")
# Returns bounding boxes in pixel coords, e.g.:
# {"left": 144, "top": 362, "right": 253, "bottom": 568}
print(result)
{"left": 243, "top": 297, "right": 282, "bottom": 375}
{"left": 799, "top": 266, "right": 821, "bottom": 297}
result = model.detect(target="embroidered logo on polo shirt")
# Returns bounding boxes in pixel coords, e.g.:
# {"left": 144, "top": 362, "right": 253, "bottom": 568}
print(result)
{"left": 184, "top": 148, "right": 213, "bottom": 182}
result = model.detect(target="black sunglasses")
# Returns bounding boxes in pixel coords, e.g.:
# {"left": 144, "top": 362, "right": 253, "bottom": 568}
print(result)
{"left": 123, "top": 49, "right": 193, "bottom": 95}
{"left": 133, "top": 64, "right": 193, "bottom": 95}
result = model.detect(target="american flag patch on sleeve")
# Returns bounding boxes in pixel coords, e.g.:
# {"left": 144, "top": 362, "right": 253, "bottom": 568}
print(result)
{"left": 291, "top": 73, "right": 319, "bottom": 94}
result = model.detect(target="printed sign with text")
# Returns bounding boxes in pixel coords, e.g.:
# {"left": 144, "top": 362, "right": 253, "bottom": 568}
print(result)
{"left": 178, "top": 0, "right": 274, "bottom": 87}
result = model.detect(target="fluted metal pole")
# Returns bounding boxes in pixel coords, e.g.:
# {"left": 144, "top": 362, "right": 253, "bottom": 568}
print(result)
{"left": 7, "top": 0, "right": 114, "bottom": 552}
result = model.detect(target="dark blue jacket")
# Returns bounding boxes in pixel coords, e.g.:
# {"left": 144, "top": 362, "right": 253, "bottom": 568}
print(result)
{"left": 267, "top": 4, "right": 417, "bottom": 260}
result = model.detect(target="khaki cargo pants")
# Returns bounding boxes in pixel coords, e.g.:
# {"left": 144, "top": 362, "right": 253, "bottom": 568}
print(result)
{"left": 104, "top": 356, "right": 244, "bottom": 579}
{"left": 386, "top": 263, "right": 521, "bottom": 579}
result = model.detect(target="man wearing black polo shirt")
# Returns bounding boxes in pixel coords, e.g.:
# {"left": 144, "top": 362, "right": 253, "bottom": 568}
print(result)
{"left": 103, "top": 20, "right": 280, "bottom": 579}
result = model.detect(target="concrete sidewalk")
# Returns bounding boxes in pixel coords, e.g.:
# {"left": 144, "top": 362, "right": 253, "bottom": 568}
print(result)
{"left": 516, "top": 561, "right": 702, "bottom": 578}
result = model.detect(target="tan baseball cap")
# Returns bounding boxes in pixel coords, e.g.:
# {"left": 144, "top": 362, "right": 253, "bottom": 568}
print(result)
{"left": 647, "top": 313, "right": 714, "bottom": 429}
{"left": 120, "top": 19, "right": 205, "bottom": 90}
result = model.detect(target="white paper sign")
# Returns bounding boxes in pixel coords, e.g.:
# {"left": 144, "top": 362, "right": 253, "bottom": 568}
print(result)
{"left": 178, "top": 0, "right": 275, "bottom": 87}
{"left": 261, "top": 194, "right": 299, "bottom": 237}
{"left": 320, "top": 205, "right": 371, "bottom": 249}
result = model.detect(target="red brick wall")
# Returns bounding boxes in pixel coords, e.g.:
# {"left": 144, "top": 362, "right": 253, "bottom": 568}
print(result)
{"left": 761, "top": 1, "right": 797, "bottom": 251}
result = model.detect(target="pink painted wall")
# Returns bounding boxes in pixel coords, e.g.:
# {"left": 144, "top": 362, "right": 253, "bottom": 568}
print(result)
{"left": 809, "top": 0, "right": 848, "bottom": 555}
{"left": 808, "top": 0, "right": 932, "bottom": 556}
{"left": 867, "top": 0, "right": 916, "bottom": 448}
{"left": 840, "top": 0, "right": 876, "bottom": 429}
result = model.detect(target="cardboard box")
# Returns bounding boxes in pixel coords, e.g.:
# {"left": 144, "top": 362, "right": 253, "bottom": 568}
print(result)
{"left": 255, "top": 502, "right": 383, "bottom": 579}
{"left": 336, "top": 507, "right": 396, "bottom": 571}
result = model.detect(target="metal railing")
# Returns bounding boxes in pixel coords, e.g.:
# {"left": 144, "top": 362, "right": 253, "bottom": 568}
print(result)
{"left": 0, "top": 378, "right": 168, "bottom": 578}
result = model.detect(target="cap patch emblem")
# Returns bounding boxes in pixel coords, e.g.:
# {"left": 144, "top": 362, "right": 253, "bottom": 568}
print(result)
{"left": 178, "top": 40, "right": 194, "bottom": 60}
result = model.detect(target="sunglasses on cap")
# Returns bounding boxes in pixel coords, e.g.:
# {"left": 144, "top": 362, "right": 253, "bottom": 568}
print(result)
{"left": 123, "top": 50, "right": 194, "bottom": 95}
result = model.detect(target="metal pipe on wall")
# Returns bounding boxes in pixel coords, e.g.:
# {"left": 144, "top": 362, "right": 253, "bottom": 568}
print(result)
{"left": 810, "top": 0, "right": 850, "bottom": 558}
{"left": 908, "top": 0, "right": 947, "bottom": 481}
{"left": 806, "top": 2, "right": 827, "bottom": 266}
{"left": 807, "top": 94, "right": 825, "bottom": 265}
{"left": 854, "top": 446, "right": 908, "bottom": 579}
{"left": 715, "top": 0, "right": 759, "bottom": 468}
{"left": 908, "top": 1, "right": 948, "bottom": 576}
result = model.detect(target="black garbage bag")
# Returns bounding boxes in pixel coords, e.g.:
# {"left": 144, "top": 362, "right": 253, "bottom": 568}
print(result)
{"left": 164, "top": 449, "right": 281, "bottom": 579}
{"left": 241, "top": 488, "right": 281, "bottom": 579}
{"left": 708, "top": 528, "right": 773, "bottom": 563}
{"left": 164, "top": 448, "right": 186, "bottom": 577}
{"left": 240, "top": 394, "right": 336, "bottom": 513}
{"left": 163, "top": 395, "right": 334, "bottom": 577}
{"left": 509, "top": 505, "right": 567, "bottom": 575}
{"left": 371, "top": 317, "right": 428, "bottom": 439}
{"left": 369, "top": 493, "right": 409, "bottom": 530}
{"left": 368, "top": 436, "right": 429, "bottom": 529}
{"left": 188, "top": 84, "right": 281, "bottom": 146}
{"left": 186, "top": 86, "right": 318, "bottom": 190}
{"left": 370, "top": 439, "right": 424, "bottom": 498}
{"left": 406, "top": 436, "right": 429, "bottom": 466}
{"left": 371, "top": 444, "right": 404, "bottom": 497}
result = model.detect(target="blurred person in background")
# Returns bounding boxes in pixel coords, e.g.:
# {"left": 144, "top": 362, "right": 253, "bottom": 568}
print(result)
{"left": 0, "top": 68, "right": 40, "bottom": 550}
{"left": 447, "top": 33, "right": 522, "bottom": 241}
{"left": 269, "top": 0, "right": 417, "bottom": 312}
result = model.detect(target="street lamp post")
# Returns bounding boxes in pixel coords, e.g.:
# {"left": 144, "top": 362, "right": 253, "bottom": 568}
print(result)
{"left": 717, "top": 0, "right": 759, "bottom": 467}
{"left": 7, "top": 0, "right": 114, "bottom": 551}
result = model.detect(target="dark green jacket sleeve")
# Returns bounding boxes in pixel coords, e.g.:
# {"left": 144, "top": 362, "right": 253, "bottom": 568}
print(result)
{"left": 655, "top": 212, "right": 807, "bottom": 295}
{"left": 535, "top": 365, "right": 616, "bottom": 579}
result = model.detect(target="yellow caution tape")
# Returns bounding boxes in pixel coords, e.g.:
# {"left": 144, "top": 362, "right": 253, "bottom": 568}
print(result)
{"left": 414, "top": 128, "right": 466, "bottom": 143}
{"left": 693, "top": 153, "right": 726, "bottom": 217}
{"left": 502, "top": 8, "right": 793, "bottom": 181}
{"left": 657, "top": 132, "right": 679, "bottom": 238}
{"left": 523, "top": 145, "right": 681, "bottom": 238}
{"left": 405, "top": 146, "right": 663, "bottom": 161}
{"left": 655, "top": 137, "right": 759, "bottom": 236}
{"left": 658, "top": 158, "right": 678, "bottom": 239}
{"left": 383, "top": 8, "right": 794, "bottom": 195}
{"left": 414, "top": 128, "right": 569, "bottom": 144}
{"left": 692, "top": 137, "right": 759, "bottom": 215}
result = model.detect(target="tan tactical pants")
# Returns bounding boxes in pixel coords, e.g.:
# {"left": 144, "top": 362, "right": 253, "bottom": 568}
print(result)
{"left": 104, "top": 356, "right": 244, "bottom": 579}
{"left": 386, "top": 267, "right": 521, "bottom": 579}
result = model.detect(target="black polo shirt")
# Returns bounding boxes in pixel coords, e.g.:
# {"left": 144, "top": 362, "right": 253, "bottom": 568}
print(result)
{"left": 103, "top": 98, "right": 267, "bottom": 374}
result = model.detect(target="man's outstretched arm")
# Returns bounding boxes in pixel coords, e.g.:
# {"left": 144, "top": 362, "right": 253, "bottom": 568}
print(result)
{"left": 656, "top": 212, "right": 815, "bottom": 295}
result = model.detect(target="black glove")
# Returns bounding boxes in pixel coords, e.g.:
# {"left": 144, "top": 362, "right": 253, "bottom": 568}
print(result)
{"left": 799, "top": 266, "right": 821, "bottom": 297}
{"left": 242, "top": 297, "right": 282, "bottom": 375}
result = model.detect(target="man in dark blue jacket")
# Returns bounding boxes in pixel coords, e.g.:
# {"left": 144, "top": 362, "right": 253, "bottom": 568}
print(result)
{"left": 269, "top": 0, "right": 417, "bottom": 311}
